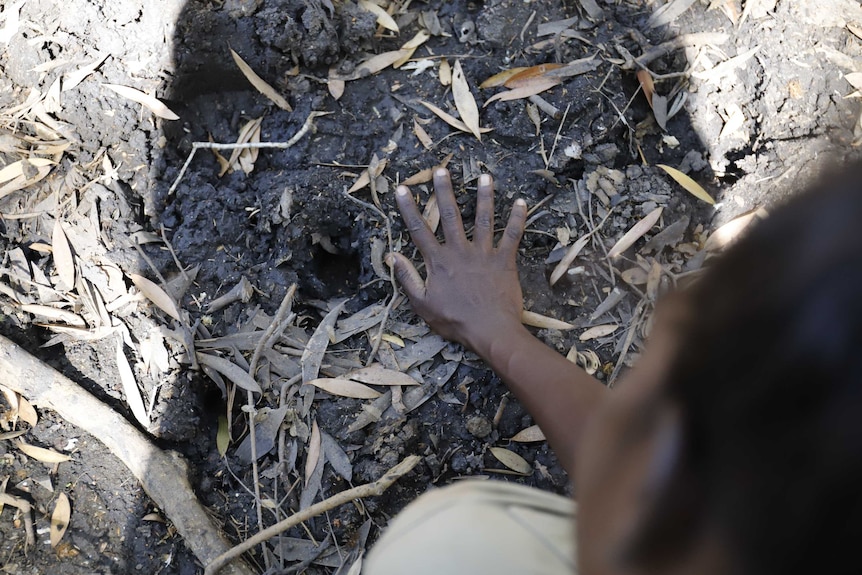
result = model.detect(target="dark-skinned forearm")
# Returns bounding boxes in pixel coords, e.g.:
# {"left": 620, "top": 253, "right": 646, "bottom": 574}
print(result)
{"left": 475, "top": 324, "right": 607, "bottom": 479}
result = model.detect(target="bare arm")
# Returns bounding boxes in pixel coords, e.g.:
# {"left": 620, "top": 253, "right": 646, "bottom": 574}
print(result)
{"left": 388, "top": 168, "right": 606, "bottom": 477}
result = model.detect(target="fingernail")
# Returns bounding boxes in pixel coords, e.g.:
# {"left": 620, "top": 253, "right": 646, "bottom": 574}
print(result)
{"left": 384, "top": 253, "right": 395, "bottom": 267}
{"left": 515, "top": 198, "right": 527, "bottom": 207}
{"left": 479, "top": 174, "right": 491, "bottom": 187}
{"left": 396, "top": 186, "right": 408, "bottom": 196}
{"left": 435, "top": 167, "right": 448, "bottom": 177}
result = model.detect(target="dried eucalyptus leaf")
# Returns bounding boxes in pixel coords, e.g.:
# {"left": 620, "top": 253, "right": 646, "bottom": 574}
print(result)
{"left": 321, "top": 432, "right": 352, "bottom": 482}
{"left": 50, "top": 492, "right": 71, "bottom": 547}
{"left": 345, "top": 363, "right": 420, "bottom": 386}
{"left": 235, "top": 405, "right": 290, "bottom": 464}
{"left": 489, "top": 447, "right": 532, "bottom": 475}
{"left": 302, "top": 301, "right": 348, "bottom": 382}
{"left": 305, "top": 419, "right": 322, "bottom": 485}
{"left": 608, "top": 207, "right": 664, "bottom": 258}
{"left": 579, "top": 324, "right": 619, "bottom": 341}
{"left": 197, "top": 352, "right": 262, "bottom": 394}
{"left": 116, "top": 339, "right": 150, "bottom": 428}
{"left": 452, "top": 60, "right": 481, "bottom": 140}
{"left": 307, "top": 378, "right": 381, "bottom": 399}
{"left": 510, "top": 425, "right": 546, "bottom": 442}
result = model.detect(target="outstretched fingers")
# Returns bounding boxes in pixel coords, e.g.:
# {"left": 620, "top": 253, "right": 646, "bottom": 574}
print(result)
{"left": 474, "top": 173, "right": 495, "bottom": 250}
{"left": 387, "top": 252, "right": 426, "bottom": 303}
{"left": 395, "top": 185, "right": 439, "bottom": 259}
{"left": 497, "top": 198, "right": 527, "bottom": 261}
{"left": 433, "top": 168, "right": 467, "bottom": 246}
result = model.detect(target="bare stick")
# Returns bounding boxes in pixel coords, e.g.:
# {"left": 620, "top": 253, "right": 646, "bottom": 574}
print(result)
{"left": 527, "top": 95, "right": 561, "bottom": 119}
{"left": 0, "top": 335, "right": 254, "bottom": 575}
{"left": 204, "top": 455, "right": 421, "bottom": 575}
{"left": 168, "top": 111, "right": 331, "bottom": 197}
{"left": 630, "top": 32, "right": 729, "bottom": 70}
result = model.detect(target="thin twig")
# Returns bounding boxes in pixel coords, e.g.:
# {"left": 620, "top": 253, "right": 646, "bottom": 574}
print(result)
{"left": 249, "top": 284, "right": 298, "bottom": 374}
{"left": 160, "top": 224, "right": 189, "bottom": 282}
{"left": 609, "top": 299, "right": 647, "bottom": 386}
{"left": 546, "top": 103, "right": 571, "bottom": 170}
{"left": 204, "top": 455, "right": 422, "bottom": 575}
{"left": 168, "top": 112, "right": 330, "bottom": 197}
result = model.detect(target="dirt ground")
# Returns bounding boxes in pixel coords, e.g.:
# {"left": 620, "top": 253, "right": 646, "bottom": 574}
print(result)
{"left": 1, "top": 0, "right": 861, "bottom": 573}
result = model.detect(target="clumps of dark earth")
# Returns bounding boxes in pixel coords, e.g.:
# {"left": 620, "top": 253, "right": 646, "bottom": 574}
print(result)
{"left": 0, "top": 0, "right": 861, "bottom": 573}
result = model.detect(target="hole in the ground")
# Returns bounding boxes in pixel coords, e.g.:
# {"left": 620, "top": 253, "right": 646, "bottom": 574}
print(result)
{"left": 301, "top": 242, "right": 361, "bottom": 300}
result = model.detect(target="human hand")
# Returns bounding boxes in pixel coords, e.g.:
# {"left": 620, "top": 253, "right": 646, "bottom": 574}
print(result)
{"left": 387, "top": 168, "right": 528, "bottom": 356}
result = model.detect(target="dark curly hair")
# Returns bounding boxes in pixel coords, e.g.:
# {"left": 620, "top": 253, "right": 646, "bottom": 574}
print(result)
{"left": 633, "top": 160, "right": 862, "bottom": 574}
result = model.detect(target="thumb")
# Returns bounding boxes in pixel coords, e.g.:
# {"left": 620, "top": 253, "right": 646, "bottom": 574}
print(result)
{"left": 386, "top": 253, "right": 426, "bottom": 303}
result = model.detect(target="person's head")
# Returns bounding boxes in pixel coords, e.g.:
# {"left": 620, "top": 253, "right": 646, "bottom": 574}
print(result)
{"left": 576, "top": 160, "right": 862, "bottom": 575}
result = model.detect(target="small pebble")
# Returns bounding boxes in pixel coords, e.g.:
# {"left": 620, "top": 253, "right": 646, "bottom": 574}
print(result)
{"left": 466, "top": 416, "right": 493, "bottom": 439}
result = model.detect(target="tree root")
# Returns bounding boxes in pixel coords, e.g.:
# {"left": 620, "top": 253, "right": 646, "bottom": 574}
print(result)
{"left": 0, "top": 335, "right": 254, "bottom": 575}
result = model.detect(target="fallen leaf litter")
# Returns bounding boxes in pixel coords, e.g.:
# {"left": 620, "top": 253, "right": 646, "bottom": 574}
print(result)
{"left": 1, "top": 0, "right": 860, "bottom": 572}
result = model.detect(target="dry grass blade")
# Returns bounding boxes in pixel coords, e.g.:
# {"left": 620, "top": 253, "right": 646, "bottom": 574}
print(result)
{"left": 521, "top": 310, "right": 575, "bottom": 330}
{"left": 52, "top": 220, "right": 76, "bottom": 288}
{"left": 116, "top": 339, "right": 151, "bottom": 428}
{"left": 129, "top": 273, "right": 181, "bottom": 321}
{"left": 550, "top": 234, "right": 591, "bottom": 286}
{"left": 656, "top": 164, "right": 716, "bottom": 205}
{"left": 489, "top": 447, "right": 531, "bottom": 474}
{"left": 15, "top": 440, "right": 72, "bottom": 463}
{"left": 483, "top": 78, "right": 561, "bottom": 107}
{"left": 608, "top": 207, "right": 664, "bottom": 258}
{"left": 196, "top": 352, "right": 262, "bottom": 394}
{"left": 307, "top": 378, "right": 382, "bottom": 399}
{"left": 230, "top": 49, "right": 292, "bottom": 112}
{"left": 358, "top": 0, "right": 399, "bottom": 32}
{"left": 510, "top": 425, "right": 546, "bottom": 442}
{"left": 50, "top": 492, "right": 71, "bottom": 548}
{"left": 102, "top": 84, "right": 179, "bottom": 120}
{"left": 452, "top": 60, "right": 482, "bottom": 141}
